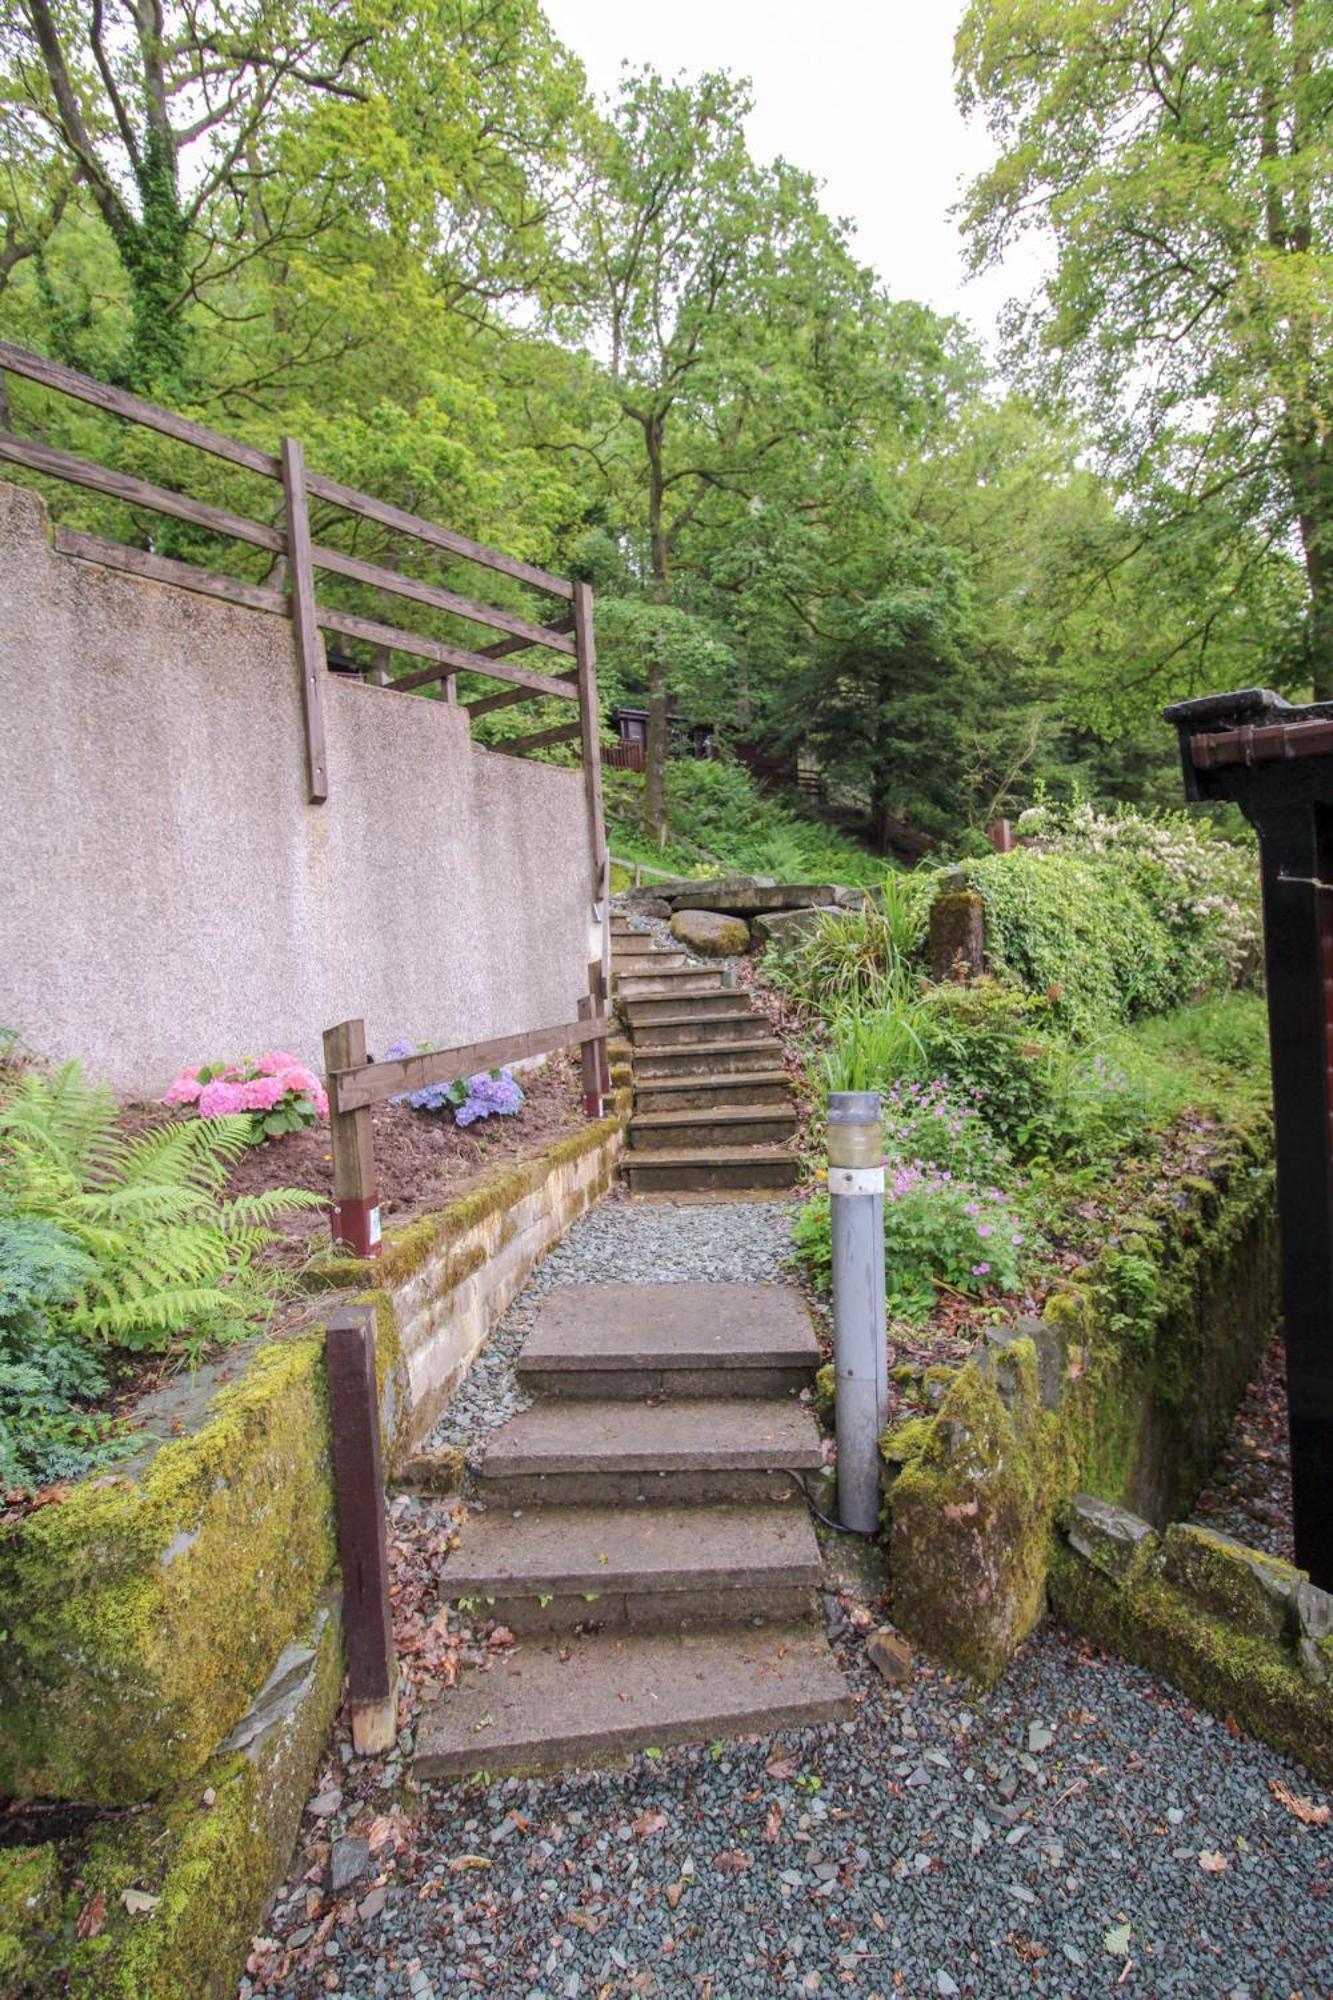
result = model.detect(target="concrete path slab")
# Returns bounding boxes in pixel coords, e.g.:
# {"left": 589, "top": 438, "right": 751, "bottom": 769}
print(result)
{"left": 481, "top": 1397, "right": 823, "bottom": 1477}
{"left": 441, "top": 1501, "right": 823, "bottom": 1597}
{"left": 518, "top": 1281, "right": 820, "bottom": 1375}
{"left": 414, "top": 1625, "right": 852, "bottom": 1778}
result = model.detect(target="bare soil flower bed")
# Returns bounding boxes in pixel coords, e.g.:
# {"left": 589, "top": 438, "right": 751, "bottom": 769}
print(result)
{"left": 201, "top": 1050, "right": 589, "bottom": 1261}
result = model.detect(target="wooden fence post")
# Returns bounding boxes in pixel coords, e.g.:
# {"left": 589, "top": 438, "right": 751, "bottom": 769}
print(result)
{"left": 324, "top": 1018, "right": 382, "bottom": 1258}
{"left": 578, "top": 987, "right": 604, "bottom": 1118}
{"left": 281, "top": 434, "right": 330, "bottom": 804}
{"left": 573, "top": 580, "right": 609, "bottom": 913}
{"left": 591, "top": 957, "right": 611, "bottom": 1096}
{"left": 325, "top": 1302, "right": 398, "bottom": 1755}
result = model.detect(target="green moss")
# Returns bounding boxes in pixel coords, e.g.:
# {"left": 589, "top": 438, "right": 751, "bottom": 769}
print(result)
{"left": 887, "top": 1340, "right": 1077, "bottom": 1683}
{"left": 0, "top": 1336, "right": 337, "bottom": 1803}
{"left": 1050, "top": 1543, "right": 1333, "bottom": 1784}
{"left": 813, "top": 1363, "right": 834, "bottom": 1425}
{"left": 0, "top": 1844, "right": 59, "bottom": 1992}
{"left": 55, "top": 1597, "right": 342, "bottom": 2000}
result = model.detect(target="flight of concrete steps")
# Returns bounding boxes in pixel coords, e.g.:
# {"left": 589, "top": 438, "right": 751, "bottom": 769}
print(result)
{"left": 414, "top": 1282, "right": 851, "bottom": 1779}
{"left": 611, "top": 912, "right": 800, "bottom": 1195}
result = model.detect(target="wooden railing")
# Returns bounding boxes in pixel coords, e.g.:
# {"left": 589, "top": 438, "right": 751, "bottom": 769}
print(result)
{"left": 321, "top": 967, "right": 611, "bottom": 1256}
{"left": 0, "top": 340, "right": 608, "bottom": 908}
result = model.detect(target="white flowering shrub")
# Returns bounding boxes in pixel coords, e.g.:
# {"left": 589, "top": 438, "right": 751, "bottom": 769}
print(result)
{"left": 958, "top": 801, "right": 1261, "bottom": 1034}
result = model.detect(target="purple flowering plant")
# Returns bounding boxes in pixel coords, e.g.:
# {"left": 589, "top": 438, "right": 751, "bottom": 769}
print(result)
{"left": 383, "top": 1041, "right": 525, "bottom": 1125}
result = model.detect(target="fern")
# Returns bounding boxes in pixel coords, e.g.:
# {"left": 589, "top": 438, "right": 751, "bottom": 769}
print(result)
{"left": 0, "top": 1064, "right": 324, "bottom": 1352}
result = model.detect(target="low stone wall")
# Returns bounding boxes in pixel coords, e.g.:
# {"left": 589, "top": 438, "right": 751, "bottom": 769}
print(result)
{"left": 882, "top": 1110, "right": 1279, "bottom": 1684}
{"left": 1051, "top": 1498, "right": 1333, "bottom": 1782}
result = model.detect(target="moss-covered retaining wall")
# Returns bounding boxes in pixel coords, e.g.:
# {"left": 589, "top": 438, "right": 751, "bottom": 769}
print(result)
{"left": 1050, "top": 1498, "right": 1333, "bottom": 1782}
{"left": 882, "top": 1110, "right": 1279, "bottom": 1684}
{"left": 0, "top": 1103, "right": 625, "bottom": 1806}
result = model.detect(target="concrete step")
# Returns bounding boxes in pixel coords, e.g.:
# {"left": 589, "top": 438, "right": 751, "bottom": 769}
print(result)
{"left": 633, "top": 1037, "right": 785, "bottom": 1078}
{"left": 610, "top": 951, "right": 689, "bottom": 976}
{"left": 630, "top": 1105, "right": 797, "bottom": 1152}
{"left": 624, "top": 1147, "right": 801, "bottom": 1194}
{"left": 414, "top": 1625, "right": 852, "bottom": 1779}
{"left": 616, "top": 969, "right": 727, "bottom": 1000}
{"left": 515, "top": 1281, "right": 820, "bottom": 1399}
{"left": 627, "top": 1009, "right": 770, "bottom": 1048}
{"left": 634, "top": 1070, "right": 792, "bottom": 1113}
{"left": 476, "top": 1397, "right": 822, "bottom": 1507}
{"left": 439, "top": 1502, "right": 822, "bottom": 1633}
{"left": 623, "top": 993, "right": 754, "bottom": 1025}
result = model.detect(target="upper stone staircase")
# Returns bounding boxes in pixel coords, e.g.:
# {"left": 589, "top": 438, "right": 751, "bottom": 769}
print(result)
{"left": 611, "top": 913, "right": 800, "bottom": 1195}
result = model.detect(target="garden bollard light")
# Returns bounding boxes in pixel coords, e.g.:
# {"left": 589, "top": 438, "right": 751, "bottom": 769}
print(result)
{"left": 828, "top": 1090, "right": 888, "bottom": 1534}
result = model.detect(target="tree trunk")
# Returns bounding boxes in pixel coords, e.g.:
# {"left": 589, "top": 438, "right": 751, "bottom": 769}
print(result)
{"left": 643, "top": 414, "right": 671, "bottom": 844}
{"left": 1289, "top": 435, "right": 1333, "bottom": 702}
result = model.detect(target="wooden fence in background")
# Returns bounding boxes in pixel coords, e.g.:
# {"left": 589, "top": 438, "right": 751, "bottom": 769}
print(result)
{"left": 0, "top": 339, "right": 607, "bottom": 911}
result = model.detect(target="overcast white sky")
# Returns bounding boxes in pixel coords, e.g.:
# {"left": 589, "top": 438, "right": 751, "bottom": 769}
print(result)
{"left": 542, "top": 0, "right": 1046, "bottom": 362}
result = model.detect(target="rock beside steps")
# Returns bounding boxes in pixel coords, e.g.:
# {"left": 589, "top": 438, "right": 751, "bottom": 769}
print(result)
{"left": 610, "top": 913, "right": 800, "bottom": 1195}
{"left": 414, "top": 1283, "right": 851, "bottom": 1780}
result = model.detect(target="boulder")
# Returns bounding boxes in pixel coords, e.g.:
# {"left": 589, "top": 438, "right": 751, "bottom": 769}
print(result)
{"left": 751, "top": 906, "right": 852, "bottom": 952}
{"left": 670, "top": 883, "right": 838, "bottom": 919}
{"left": 866, "top": 1626, "right": 913, "bottom": 1687}
{"left": 669, "top": 908, "right": 750, "bottom": 957}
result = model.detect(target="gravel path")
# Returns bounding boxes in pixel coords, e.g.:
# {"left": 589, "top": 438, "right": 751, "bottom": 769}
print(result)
{"left": 1190, "top": 1333, "right": 1294, "bottom": 1563}
{"left": 245, "top": 1623, "right": 1333, "bottom": 2000}
{"left": 244, "top": 1200, "right": 1333, "bottom": 2000}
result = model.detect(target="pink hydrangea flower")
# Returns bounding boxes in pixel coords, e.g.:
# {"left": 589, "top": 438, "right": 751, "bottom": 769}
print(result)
{"left": 239, "top": 1075, "right": 287, "bottom": 1113}
{"left": 198, "top": 1078, "right": 249, "bottom": 1117}
{"left": 162, "top": 1067, "right": 205, "bottom": 1107}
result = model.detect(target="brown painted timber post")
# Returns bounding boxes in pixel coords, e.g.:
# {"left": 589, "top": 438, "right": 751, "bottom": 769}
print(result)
{"left": 325, "top": 1301, "right": 398, "bottom": 1755}
{"left": 324, "top": 1018, "right": 382, "bottom": 1258}
{"left": 281, "top": 434, "right": 330, "bottom": 803}
{"left": 578, "top": 984, "right": 604, "bottom": 1118}
{"left": 573, "top": 581, "right": 610, "bottom": 998}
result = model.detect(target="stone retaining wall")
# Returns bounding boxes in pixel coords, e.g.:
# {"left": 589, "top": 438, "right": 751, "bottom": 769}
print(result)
{"left": 0, "top": 1097, "right": 628, "bottom": 1805}
{"left": 1052, "top": 1498, "right": 1333, "bottom": 1782}
{"left": 882, "top": 1110, "right": 1280, "bottom": 1684}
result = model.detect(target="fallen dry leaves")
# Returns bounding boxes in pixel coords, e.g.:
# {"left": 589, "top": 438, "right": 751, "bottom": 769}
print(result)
{"left": 1270, "top": 1778, "right": 1332, "bottom": 1826}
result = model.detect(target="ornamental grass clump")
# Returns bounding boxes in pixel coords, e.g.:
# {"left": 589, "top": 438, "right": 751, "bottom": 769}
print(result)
{"left": 383, "top": 1042, "right": 526, "bottom": 1124}
{"left": 163, "top": 1050, "right": 328, "bottom": 1141}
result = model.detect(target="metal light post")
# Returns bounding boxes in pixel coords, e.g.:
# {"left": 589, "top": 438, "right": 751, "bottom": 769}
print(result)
{"left": 828, "top": 1090, "right": 889, "bottom": 1532}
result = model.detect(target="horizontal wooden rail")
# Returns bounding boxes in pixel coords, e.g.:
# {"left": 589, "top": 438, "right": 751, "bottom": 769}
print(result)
{"left": 306, "top": 470, "right": 573, "bottom": 601}
{"left": 330, "top": 1014, "right": 607, "bottom": 1113}
{"left": 488, "top": 721, "right": 584, "bottom": 757}
{"left": 0, "top": 430, "right": 285, "bottom": 551}
{"left": 609, "top": 852, "right": 686, "bottom": 882}
{"left": 0, "top": 339, "right": 282, "bottom": 480}
{"left": 310, "top": 543, "right": 576, "bottom": 656}
{"left": 318, "top": 607, "right": 581, "bottom": 702}
{"left": 54, "top": 526, "right": 287, "bottom": 615}
{"left": 467, "top": 668, "right": 579, "bottom": 718}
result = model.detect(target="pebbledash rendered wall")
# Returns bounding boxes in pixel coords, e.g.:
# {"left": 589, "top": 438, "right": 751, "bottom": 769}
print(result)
{"left": 0, "top": 482, "right": 595, "bottom": 1094}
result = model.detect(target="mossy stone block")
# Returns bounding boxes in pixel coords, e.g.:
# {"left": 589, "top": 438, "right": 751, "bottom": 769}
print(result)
{"left": 0, "top": 1843, "right": 60, "bottom": 1994}
{"left": 1162, "top": 1523, "right": 1300, "bottom": 1641}
{"left": 0, "top": 1336, "right": 338, "bottom": 1803}
{"left": 56, "top": 1595, "right": 342, "bottom": 2000}
{"left": 928, "top": 889, "right": 985, "bottom": 982}
{"left": 1065, "top": 1493, "right": 1159, "bottom": 1584}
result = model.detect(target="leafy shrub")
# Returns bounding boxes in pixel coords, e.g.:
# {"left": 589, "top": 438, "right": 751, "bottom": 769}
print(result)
{"left": 959, "top": 800, "right": 1262, "bottom": 1035}
{"left": 881, "top": 1078, "right": 1013, "bottom": 1185}
{"left": 0, "top": 1209, "right": 134, "bottom": 1488}
{"left": 164, "top": 1051, "right": 327, "bottom": 1141}
{"left": 0, "top": 1063, "right": 323, "bottom": 1352}
{"left": 383, "top": 1043, "right": 526, "bottom": 1123}
{"left": 793, "top": 1169, "right": 1028, "bottom": 1323}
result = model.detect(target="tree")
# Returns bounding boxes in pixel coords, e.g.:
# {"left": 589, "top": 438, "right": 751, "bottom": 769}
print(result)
{"left": 957, "top": 0, "right": 1333, "bottom": 695}
{"left": 567, "top": 67, "right": 879, "bottom": 840}
{"left": 0, "top": 0, "right": 583, "bottom": 389}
